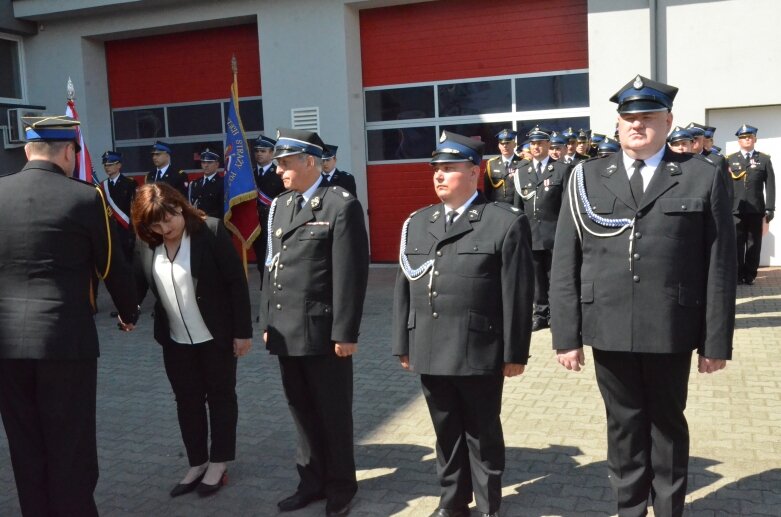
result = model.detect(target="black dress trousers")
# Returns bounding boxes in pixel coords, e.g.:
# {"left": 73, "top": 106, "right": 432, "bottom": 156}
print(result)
{"left": 735, "top": 213, "right": 764, "bottom": 282}
{"left": 0, "top": 359, "right": 99, "bottom": 517}
{"left": 531, "top": 249, "right": 552, "bottom": 322}
{"left": 277, "top": 354, "right": 357, "bottom": 504}
{"left": 592, "top": 349, "right": 692, "bottom": 517}
{"left": 420, "top": 374, "right": 505, "bottom": 515}
{"left": 162, "top": 340, "right": 238, "bottom": 466}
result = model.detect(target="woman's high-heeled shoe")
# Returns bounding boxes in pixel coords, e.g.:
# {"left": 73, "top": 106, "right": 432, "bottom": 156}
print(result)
{"left": 169, "top": 470, "right": 206, "bottom": 498}
{"left": 196, "top": 470, "right": 228, "bottom": 496}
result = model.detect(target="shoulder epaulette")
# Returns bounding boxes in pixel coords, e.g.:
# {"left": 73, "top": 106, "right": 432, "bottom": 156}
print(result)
{"left": 408, "top": 203, "right": 436, "bottom": 219}
{"left": 328, "top": 185, "right": 354, "bottom": 200}
{"left": 492, "top": 202, "right": 522, "bottom": 214}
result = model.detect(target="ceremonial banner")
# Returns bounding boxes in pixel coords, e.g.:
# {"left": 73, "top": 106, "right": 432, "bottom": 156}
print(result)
{"left": 223, "top": 57, "right": 260, "bottom": 256}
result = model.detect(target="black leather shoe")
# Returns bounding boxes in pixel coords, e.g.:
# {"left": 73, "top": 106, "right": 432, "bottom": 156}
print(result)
{"left": 326, "top": 499, "right": 352, "bottom": 516}
{"left": 429, "top": 508, "right": 470, "bottom": 517}
{"left": 532, "top": 319, "right": 549, "bottom": 332}
{"left": 745, "top": 278, "right": 755, "bottom": 285}
{"left": 196, "top": 470, "right": 227, "bottom": 496}
{"left": 169, "top": 471, "right": 205, "bottom": 498}
{"left": 278, "top": 491, "right": 326, "bottom": 512}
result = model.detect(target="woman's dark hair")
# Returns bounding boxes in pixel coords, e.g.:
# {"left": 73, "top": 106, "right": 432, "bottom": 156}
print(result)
{"left": 132, "top": 182, "right": 207, "bottom": 247}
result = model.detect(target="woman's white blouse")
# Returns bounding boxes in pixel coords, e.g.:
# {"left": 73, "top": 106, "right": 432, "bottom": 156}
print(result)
{"left": 152, "top": 232, "right": 213, "bottom": 345}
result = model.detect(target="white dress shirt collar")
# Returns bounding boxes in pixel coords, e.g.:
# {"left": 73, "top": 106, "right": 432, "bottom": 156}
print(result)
{"left": 300, "top": 175, "right": 324, "bottom": 203}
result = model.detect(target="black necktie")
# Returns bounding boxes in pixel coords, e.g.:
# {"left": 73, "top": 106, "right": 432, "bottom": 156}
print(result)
{"left": 746, "top": 152, "right": 752, "bottom": 162}
{"left": 536, "top": 161, "right": 542, "bottom": 178}
{"left": 630, "top": 159, "right": 645, "bottom": 204}
{"left": 445, "top": 211, "right": 456, "bottom": 230}
{"left": 156, "top": 169, "right": 162, "bottom": 181}
{"left": 293, "top": 194, "right": 304, "bottom": 217}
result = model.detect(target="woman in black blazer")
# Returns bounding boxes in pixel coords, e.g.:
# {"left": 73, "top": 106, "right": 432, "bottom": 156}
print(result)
{"left": 131, "top": 183, "right": 252, "bottom": 497}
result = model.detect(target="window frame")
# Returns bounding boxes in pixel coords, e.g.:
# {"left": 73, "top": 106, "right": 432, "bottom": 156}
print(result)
{"left": 111, "top": 96, "right": 262, "bottom": 174}
{"left": 0, "top": 32, "right": 28, "bottom": 104}
{"left": 364, "top": 69, "right": 589, "bottom": 165}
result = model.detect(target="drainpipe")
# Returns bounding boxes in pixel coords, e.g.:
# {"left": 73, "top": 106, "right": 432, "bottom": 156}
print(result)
{"left": 649, "top": 0, "right": 658, "bottom": 80}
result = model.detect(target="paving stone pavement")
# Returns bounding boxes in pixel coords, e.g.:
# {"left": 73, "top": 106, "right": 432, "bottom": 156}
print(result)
{"left": 1, "top": 265, "right": 780, "bottom": 516}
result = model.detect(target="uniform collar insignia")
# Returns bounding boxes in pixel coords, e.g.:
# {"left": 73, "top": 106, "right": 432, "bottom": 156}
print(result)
{"left": 666, "top": 162, "right": 682, "bottom": 176}
{"left": 547, "top": 164, "right": 554, "bottom": 171}
{"left": 286, "top": 196, "right": 293, "bottom": 206}
{"left": 468, "top": 208, "right": 479, "bottom": 219}
{"left": 310, "top": 196, "right": 321, "bottom": 209}
{"left": 604, "top": 164, "right": 618, "bottom": 177}
{"left": 431, "top": 210, "right": 441, "bottom": 221}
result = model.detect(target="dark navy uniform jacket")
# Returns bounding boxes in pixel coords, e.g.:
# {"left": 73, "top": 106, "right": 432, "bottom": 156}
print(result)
{"left": 323, "top": 169, "right": 357, "bottom": 198}
{"left": 392, "top": 194, "right": 534, "bottom": 376}
{"left": 728, "top": 151, "right": 775, "bottom": 215}
{"left": 483, "top": 155, "right": 522, "bottom": 205}
{"left": 0, "top": 160, "right": 138, "bottom": 359}
{"left": 255, "top": 163, "right": 284, "bottom": 228}
{"left": 189, "top": 173, "right": 224, "bottom": 219}
{"left": 260, "top": 184, "right": 369, "bottom": 356}
{"left": 146, "top": 166, "right": 189, "bottom": 199}
{"left": 103, "top": 174, "right": 137, "bottom": 257}
{"left": 513, "top": 159, "right": 572, "bottom": 250}
{"left": 550, "top": 149, "right": 737, "bottom": 358}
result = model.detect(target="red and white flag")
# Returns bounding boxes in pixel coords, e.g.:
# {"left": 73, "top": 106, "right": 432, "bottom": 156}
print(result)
{"left": 65, "top": 78, "right": 96, "bottom": 184}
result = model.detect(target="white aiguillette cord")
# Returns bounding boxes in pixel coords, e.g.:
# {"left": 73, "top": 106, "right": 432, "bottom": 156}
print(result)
{"left": 567, "top": 162, "right": 638, "bottom": 271}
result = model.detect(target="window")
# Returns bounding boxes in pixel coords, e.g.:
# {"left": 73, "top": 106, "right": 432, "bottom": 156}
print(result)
{"left": 367, "top": 126, "right": 436, "bottom": 161}
{"left": 439, "top": 122, "right": 513, "bottom": 152}
{"left": 113, "top": 108, "right": 165, "bottom": 140}
{"left": 168, "top": 103, "right": 222, "bottom": 137}
{"left": 117, "top": 141, "right": 224, "bottom": 174}
{"left": 438, "top": 80, "right": 511, "bottom": 117}
{"left": 365, "top": 86, "right": 435, "bottom": 122}
{"left": 223, "top": 99, "right": 263, "bottom": 132}
{"left": 364, "top": 71, "right": 590, "bottom": 163}
{"left": 0, "top": 34, "right": 24, "bottom": 102}
{"left": 516, "top": 73, "right": 589, "bottom": 111}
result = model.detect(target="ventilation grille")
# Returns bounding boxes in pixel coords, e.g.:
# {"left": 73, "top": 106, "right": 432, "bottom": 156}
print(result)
{"left": 291, "top": 107, "right": 320, "bottom": 132}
